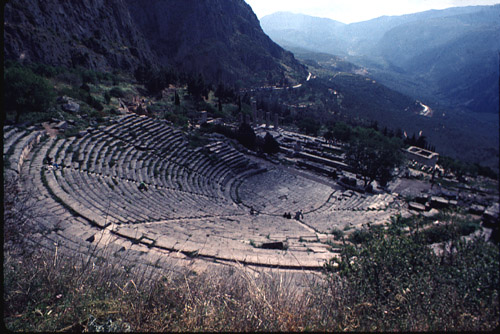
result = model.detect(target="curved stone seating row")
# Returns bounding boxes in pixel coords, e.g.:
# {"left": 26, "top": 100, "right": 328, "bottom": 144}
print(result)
{"left": 42, "top": 165, "right": 242, "bottom": 227}
{"left": 10, "top": 114, "right": 382, "bottom": 271}
{"left": 5, "top": 124, "right": 251, "bottom": 272}
{"left": 4, "top": 127, "right": 28, "bottom": 153}
{"left": 314, "top": 191, "right": 395, "bottom": 213}
{"left": 32, "top": 115, "right": 263, "bottom": 229}
{"left": 3, "top": 126, "right": 45, "bottom": 176}
{"left": 303, "top": 207, "right": 398, "bottom": 234}
{"left": 47, "top": 128, "right": 211, "bottom": 199}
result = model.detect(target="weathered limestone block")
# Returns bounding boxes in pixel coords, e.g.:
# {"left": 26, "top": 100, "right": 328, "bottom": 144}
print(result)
{"left": 430, "top": 196, "right": 449, "bottom": 209}
{"left": 409, "top": 201, "right": 426, "bottom": 211}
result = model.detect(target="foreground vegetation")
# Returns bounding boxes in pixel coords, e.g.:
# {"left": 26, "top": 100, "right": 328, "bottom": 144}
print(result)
{"left": 4, "top": 178, "right": 498, "bottom": 332}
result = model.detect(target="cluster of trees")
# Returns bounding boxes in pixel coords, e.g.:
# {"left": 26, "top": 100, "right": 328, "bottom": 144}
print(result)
{"left": 231, "top": 122, "right": 280, "bottom": 154}
{"left": 200, "top": 122, "right": 280, "bottom": 155}
{"left": 135, "top": 65, "right": 241, "bottom": 104}
{"left": 438, "top": 155, "right": 498, "bottom": 180}
{"left": 323, "top": 122, "right": 405, "bottom": 187}
{"left": 134, "top": 65, "right": 180, "bottom": 95}
{"left": 4, "top": 64, "right": 56, "bottom": 123}
{"left": 344, "top": 127, "right": 404, "bottom": 187}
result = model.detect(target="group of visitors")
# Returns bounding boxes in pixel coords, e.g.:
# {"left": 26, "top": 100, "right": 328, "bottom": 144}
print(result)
{"left": 45, "top": 156, "right": 59, "bottom": 170}
{"left": 283, "top": 210, "right": 304, "bottom": 220}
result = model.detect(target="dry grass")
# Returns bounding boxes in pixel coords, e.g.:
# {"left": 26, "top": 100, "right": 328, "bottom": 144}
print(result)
{"left": 3, "top": 246, "right": 327, "bottom": 332}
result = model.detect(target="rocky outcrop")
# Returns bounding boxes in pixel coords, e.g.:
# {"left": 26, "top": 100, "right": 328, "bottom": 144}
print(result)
{"left": 4, "top": 0, "right": 158, "bottom": 72}
{"left": 4, "top": 0, "right": 307, "bottom": 86}
{"left": 125, "top": 0, "right": 306, "bottom": 85}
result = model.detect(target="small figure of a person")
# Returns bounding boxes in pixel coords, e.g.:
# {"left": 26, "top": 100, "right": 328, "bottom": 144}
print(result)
{"left": 138, "top": 182, "right": 148, "bottom": 191}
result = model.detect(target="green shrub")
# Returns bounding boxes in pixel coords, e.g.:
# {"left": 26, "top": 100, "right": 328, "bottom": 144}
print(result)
{"left": 326, "top": 220, "right": 499, "bottom": 331}
{"left": 109, "top": 87, "right": 126, "bottom": 98}
{"left": 4, "top": 65, "right": 56, "bottom": 123}
{"left": 347, "top": 228, "right": 373, "bottom": 244}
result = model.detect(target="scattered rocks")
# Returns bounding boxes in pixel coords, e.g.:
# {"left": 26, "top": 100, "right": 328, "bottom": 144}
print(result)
{"left": 483, "top": 203, "right": 499, "bottom": 226}
{"left": 58, "top": 96, "right": 81, "bottom": 113}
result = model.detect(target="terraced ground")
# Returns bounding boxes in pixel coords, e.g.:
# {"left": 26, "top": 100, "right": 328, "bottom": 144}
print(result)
{"left": 4, "top": 114, "right": 407, "bottom": 273}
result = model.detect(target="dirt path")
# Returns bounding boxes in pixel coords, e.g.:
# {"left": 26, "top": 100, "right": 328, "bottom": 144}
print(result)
{"left": 42, "top": 122, "right": 59, "bottom": 138}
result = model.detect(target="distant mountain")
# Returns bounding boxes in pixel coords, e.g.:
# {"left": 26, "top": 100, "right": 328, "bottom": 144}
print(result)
{"left": 261, "top": 5, "right": 500, "bottom": 113}
{"left": 4, "top": 0, "right": 307, "bottom": 87}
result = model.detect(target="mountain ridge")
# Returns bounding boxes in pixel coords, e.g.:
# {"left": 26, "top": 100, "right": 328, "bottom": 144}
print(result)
{"left": 260, "top": 5, "right": 500, "bottom": 114}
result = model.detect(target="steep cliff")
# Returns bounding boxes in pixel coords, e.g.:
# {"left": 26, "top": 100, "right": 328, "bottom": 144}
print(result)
{"left": 4, "top": 0, "right": 158, "bottom": 71}
{"left": 4, "top": 0, "right": 306, "bottom": 86}
{"left": 124, "top": 0, "right": 306, "bottom": 85}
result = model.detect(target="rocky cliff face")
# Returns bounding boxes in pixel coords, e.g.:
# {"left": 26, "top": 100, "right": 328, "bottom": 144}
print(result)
{"left": 4, "top": 0, "right": 306, "bottom": 86}
{"left": 4, "top": 0, "right": 157, "bottom": 71}
{"left": 124, "top": 0, "right": 306, "bottom": 85}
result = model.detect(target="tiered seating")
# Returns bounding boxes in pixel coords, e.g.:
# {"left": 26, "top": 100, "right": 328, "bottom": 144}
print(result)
{"left": 9, "top": 113, "right": 409, "bottom": 271}
{"left": 3, "top": 126, "right": 45, "bottom": 175}
{"left": 303, "top": 192, "right": 399, "bottom": 233}
{"left": 27, "top": 115, "right": 262, "bottom": 229}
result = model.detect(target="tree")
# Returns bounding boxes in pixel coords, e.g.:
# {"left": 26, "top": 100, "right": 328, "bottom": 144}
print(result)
{"left": 262, "top": 132, "right": 280, "bottom": 154}
{"left": 103, "top": 91, "right": 111, "bottom": 104}
{"left": 236, "top": 122, "right": 256, "bottom": 150}
{"left": 4, "top": 66, "right": 56, "bottom": 123}
{"left": 345, "top": 127, "right": 404, "bottom": 187}
{"left": 297, "top": 117, "right": 320, "bottom": 136}
{"left": 332, "top": 122, "right": 352, "bottom": 142}
{"left": 188, "top": 73, "right": 207, "bottom": 100}
{"left": 324, "top": 130, "right": 334, "bottom": 142}
{"left": 174, "top": 91, "right": 180, "bottom": 106}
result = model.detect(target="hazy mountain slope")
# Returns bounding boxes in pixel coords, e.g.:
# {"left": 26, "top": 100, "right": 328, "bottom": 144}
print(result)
{"left": 295, "top": 51, "right": 499, "bottom": 168}
{"left": 261, "top": 5, "right": 500, "bottom": 113}
{"left": 261, "top": 12, "right": 349, "bottom": 56}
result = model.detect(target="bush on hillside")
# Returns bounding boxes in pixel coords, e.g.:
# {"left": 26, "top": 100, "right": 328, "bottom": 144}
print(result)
{"left": 4, "top": 65, "right": 56, "bottom": 123}
{"left": 326, "top": 221, "right": 499, "bottom": 331}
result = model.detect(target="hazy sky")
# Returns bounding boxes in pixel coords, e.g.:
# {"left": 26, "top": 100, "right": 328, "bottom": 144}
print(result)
{"left": 244, "top": 0, "right": 500, "bottom": 23}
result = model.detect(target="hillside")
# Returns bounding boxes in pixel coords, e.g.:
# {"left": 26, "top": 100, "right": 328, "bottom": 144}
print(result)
{"left": 290, "top": 50, "right": 499, "bottom": 169}
{"left": 124, "top": 0, "right": 307, "bottom": 86}
{"left": 4, "top": 0, "right": 307, "bottom": 87}
{"left": 3, "top": 0, "right": 157, "bottom": 72}
{"left": 261, "top": 5, "right": 500, "bottom": 114}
